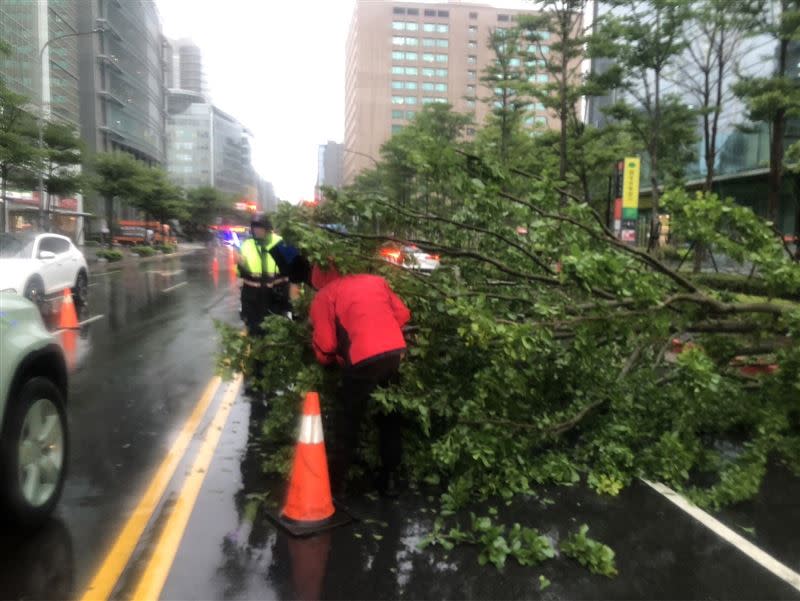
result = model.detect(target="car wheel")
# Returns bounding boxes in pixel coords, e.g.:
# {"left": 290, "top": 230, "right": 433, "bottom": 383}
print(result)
{"left": 0, "top": 377, "right": 68, "bottom": 528}
{"left": 23, "top": 278, "right": 45, "bottom": 307}
{"left": 72, "top": 270, "right": 88, "bottom": 307}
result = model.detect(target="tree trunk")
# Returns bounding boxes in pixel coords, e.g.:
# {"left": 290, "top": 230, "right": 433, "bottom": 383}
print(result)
{"left": 105, "top": 196, "right": 115, "bottom": 248}
{"left": 559, "top": 19, "right": 569, "bottom": 206}
{"left": 768, "top": 33, "right": 790, "bottom": 227}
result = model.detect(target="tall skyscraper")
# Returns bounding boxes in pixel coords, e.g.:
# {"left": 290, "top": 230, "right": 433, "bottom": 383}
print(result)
{"left": 344, "top": 1, "right": 564, "bottom": 183}
{"left": 0, "top": 0, "right": 81, "bottom": 127}
{"left": 77, "top": 0, "right": 166, "bottom": 166}
{"left": 317, "top": 141, "right": 344, "bottom": 189}
{"left": 165, "top": 37, "right": 208, "bottom": 99}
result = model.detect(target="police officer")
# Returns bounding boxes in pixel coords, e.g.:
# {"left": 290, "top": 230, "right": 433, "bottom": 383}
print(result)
{"left": 237, "top": 214, "right": 290, "bottom": 335}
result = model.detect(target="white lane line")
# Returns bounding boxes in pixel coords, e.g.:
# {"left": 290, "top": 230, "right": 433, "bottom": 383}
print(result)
{"left": 79, "top": 314, "right": 105, "bottom": 326}
{"left": 148, "top": 269, "right": 185, "bottom": 277}
{"left": 643, "top": 480, "right": 800, "bottom": 592}
{"left": 93, "top": 270, "right": 121, "bottom": 277}
{"left": 162, "top": 281, "right": 188, "bottom": 293}
{"left": 88, "top": 282, "right": 101, "bottom": 288}
{"left": 51, "top": 314, "right": 106, "bottom": 336}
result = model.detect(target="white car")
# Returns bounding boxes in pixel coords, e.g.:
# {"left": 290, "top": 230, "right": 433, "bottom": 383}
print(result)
{"left": 380, "top": 244, "right": 440, "bottom": 272}
{"left": 0, "top": 232, "right": 89, "bottom": 308}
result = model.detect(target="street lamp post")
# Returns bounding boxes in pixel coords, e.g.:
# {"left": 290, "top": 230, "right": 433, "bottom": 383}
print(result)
{"left": 37, "top": 28, "right": 102, "bottom": 231}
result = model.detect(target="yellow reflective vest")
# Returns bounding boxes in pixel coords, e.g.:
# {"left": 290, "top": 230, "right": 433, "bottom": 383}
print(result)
{"left": 238, "top": 234, "right": 282, "bottom": 281}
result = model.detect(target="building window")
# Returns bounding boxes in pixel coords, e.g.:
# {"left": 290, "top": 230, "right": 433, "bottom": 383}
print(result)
{"left": 423, "top": 23, "right": 436, "bottom": 32}
{"left": 392, "top": 109, "right": 404, "bottom": 119}
{"left": 407, "top": 8, "right": 419, "bottom": 15}
{"left": 468, "top": 40, "right": 477, "bottom": 49}
{"left": 392, "top": 80, "right": 404, "bottom": 89}
{"left": 438, "top": 10, "right": 449, "bottom": 17}
{"left": 422, "top": 97, "right": 435, "bottom": 104}
{"left": 392, "top": 96, "right": 404, "bottom": 104}
{"left": 468, "top": 55, "right": 477, "bottom": 65}
{"left": 392, "top": 124, "right": 404, "bottom": 133}
{"left": 406, "top": 22, "right": 419, "bottom": 31}
{"left": 437, "top": 24, "right": 448, "bottom": 33}
{"left": 405, "top": 66, "right": 418, "bottom": 75}
{"left": 468, "top": 25, "right": 478, "bottom": 35}
{"left": 393, "top": 7, "right": 405, "bottom": 14}
{"left": 392, "top": 21, "right": 405, "bottom": 30}
{"left": 405, "top": 37, "right": 418, "bottom": 45}
{"left": 422, "top": 67, "right": 435, "bottom": 77}
{"left": 392, "top": 65, "right": 404, "bottom": 74}
{"left": 406, "top": 110, "right": 416, "bottom": 119}
{"left": 469, "top": 11, "right": 478, "bottom": 19}
{"left": 437, "top": 39, "right": 448, "bottom": 48}
{"left": 466, "top": 85, "right": 476, "bottom": 95}
{"left": 393, "top": 36, "right": 405, "bottom": 45}
{"left": 422, "top": 82, "right": 435, "bottom": 91}
{"left": 498, "top": 14, "right": 510, "bottom": 22}
{"left": 405, "top": 52, "right": 418, "bottom": 60}
{"left": 467, "top": 99, "right": 476, "bottom": 109}
{"left": 535, "top": 116, "right": 547, "bottom": 125}
{"left": 435, "top": 53, "right": 448, "bottom": 63}
{"left": 435, "top": 98, "right": 447, "bottom": 104}
{"left": 467, "top": 70, "right": 476, "bottom": 80}
{"left": 535, "top": 74, "right": 548, "bottom": 83}
{"left": 424, "top": 9, "right": 435, "bottom": 16}
{"left": 509, "top": 58, "right": 521, "bottom": 67}
{"left": 423, "top": 53, "right": 435, "bottom": 62}
{"left": 540, "top": 46, "right": 550, "bottom": 54}
{"left": 436, "top": 68, "right": 448, "bottom": 77}
{"left": 392, "top": 52, "right": 405, "bottom": 61}
{"left": 406, "top": 81, "right": 418, "bottom": 90}
{"left": 423, "top": 38, "right": 435, "bottom": 47}
{"left": 435, "top": 82, "right": 447, "bottom": 92}
{"left": 405, "top": 96, "right": 418, "bottom": 105}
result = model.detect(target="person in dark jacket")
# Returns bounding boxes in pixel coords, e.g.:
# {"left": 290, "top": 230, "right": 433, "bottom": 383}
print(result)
{"left": 308, "top": 264, "right": 411, "bottom": 497}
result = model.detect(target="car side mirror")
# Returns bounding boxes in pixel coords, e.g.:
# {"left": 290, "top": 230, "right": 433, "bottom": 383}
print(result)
{"left": 38, "top": 250, "right": 56, "bottom": 260}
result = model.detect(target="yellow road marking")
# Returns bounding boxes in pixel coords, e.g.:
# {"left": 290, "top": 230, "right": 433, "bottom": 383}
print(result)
{"left": 132, "top": 375, "right": 243, "bottom": 601}
{"left": 80, "top": 375, "right": 223, "bottom": 601}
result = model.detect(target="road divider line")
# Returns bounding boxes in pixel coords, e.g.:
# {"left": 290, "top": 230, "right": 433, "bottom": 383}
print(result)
{"left": 79, "top": 375, "right": 223, "bottom": 601}
{"left": 148, "top": 269, "right": 185, "bottom": 276}
{"left": 162, "top": 281, "right": 188, "bottom": 294}
{"left": 643, "top": 480, "right": 800, "bottom": 592}
{"left": 92, "top": 270, "right": 121, "bottom": 278}
{"left": 132, "top": 375, "right": 243, "bottom": 601}
{"left": 79, "top": 314, "right": 106, "bottom": 326}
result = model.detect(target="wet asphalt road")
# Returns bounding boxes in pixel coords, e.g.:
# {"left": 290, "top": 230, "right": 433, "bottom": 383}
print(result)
{"left": 0, "top": 247, "right": 798, "bottom": 600}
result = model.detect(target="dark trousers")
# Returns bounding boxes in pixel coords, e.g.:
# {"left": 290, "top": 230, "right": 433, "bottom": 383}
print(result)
{"left": 241, "top": 284, "right": 290, "bottom": 335}
{"left": 330, "top": 352, "right": 403, "bottom": 494}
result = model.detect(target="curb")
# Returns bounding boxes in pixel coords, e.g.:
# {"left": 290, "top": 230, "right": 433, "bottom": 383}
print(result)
{"left": 88, "top": 248, "right": 201, "bottom": 274}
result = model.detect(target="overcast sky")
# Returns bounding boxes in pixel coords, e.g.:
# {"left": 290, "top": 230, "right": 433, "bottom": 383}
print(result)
{"left": 155, "top": 0, "right": 533, "bottom": 202}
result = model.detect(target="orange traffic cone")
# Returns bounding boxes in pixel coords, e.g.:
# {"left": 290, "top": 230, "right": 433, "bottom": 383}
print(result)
{"left": 59, "top": 329, "right": 77, "bottom": 371}
{"left": 58, "top": 288, "right": 79, "bottom": 329}
{"left": 269, "top": 392, "right": 352, "bottom": 536}
{"left": 281, "top": 392, "right": 335, "bottom": 525}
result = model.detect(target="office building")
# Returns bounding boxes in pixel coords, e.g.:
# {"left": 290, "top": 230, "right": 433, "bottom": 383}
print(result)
{"left": 77, "top": 0, "right": 166, "bottom": 166}
{"left": 258, "top": 178, "right": 278, "bottom": 213}
{"left": 0, "top": 0, "right": 83, "bottom": 236}
{"left": 344, "top": 1, "right": 568, "bottom": 183}
{"left": 588, "top": 1, "right": 799, "bottom": 234}
{"left": 318, "top": 141, "right": 345, "bottom": 189}
{"left": 165, "top": 37, "right": 208, "bottom": 99}
{"left": 166, "top": 100, "right": 257, "bottom": 200}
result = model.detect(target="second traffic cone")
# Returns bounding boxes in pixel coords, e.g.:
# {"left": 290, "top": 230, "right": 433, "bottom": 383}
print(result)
{"left": 58, "top": 288, "right": 79, "bottom": 329}
{"left": 281, "top": 392, "right": 335, "bottom": 526}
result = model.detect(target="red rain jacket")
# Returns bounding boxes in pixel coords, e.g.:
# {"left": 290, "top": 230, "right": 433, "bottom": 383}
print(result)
{"left": 309, "top": 274, "right": 411, "bottom": 367}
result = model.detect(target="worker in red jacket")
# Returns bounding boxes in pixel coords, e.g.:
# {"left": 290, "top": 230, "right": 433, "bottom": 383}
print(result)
{"left": 308, "top": 264, "right": 411, "bottom": 497}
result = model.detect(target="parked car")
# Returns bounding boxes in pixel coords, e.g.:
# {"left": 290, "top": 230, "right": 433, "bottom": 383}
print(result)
{"left": 379, "top": 243, "right": 440, "bottom": 272}
{"left": 0, "top": 292, "right": 69, "bottom": 525}
{"left": 0, "top": 232, "right": 89, "bottom": 308}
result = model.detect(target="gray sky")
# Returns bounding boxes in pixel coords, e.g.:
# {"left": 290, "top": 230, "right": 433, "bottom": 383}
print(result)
{"left": 156, "top": 0, "right": 533, "bottom": 202}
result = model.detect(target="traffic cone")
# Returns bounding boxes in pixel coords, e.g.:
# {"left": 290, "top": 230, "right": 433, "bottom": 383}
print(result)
{"left": 281, "top": 392, "right": 335, "bottom": 525}
{"left": 269, "top": 392, "right": 351, "bottom": 537}
{"left": 59, "top": 329, "right": 77, "bottom": 371}
{"left": 58, "top": 289, "right": 79, "bottom": 329}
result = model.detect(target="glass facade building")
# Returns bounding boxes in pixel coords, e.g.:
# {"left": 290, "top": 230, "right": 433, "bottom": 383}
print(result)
{"left": 588, "top": 2, "right": 799, "bottom": 234}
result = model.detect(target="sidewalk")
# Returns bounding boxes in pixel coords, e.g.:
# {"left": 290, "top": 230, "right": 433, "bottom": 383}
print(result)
{"left": 81, "top": 242, "right": 206, "bottom": 273}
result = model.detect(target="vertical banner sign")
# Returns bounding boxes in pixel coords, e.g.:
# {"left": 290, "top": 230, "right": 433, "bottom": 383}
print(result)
{"left": 621, "top": 157, "right": 641, "bottom": 243}
{"left": 613, "top": 160, "right": 624, "bottom": 235}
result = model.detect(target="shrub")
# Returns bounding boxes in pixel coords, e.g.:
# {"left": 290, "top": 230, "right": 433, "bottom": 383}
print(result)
{"left": 96, "top": 249, "right": 123, "bottom": 262}
{"left": 155, "top": 243, "right": 178, "bottom": 254}
{"left": 131, "top": 245, "right": 157, "bottom": 257}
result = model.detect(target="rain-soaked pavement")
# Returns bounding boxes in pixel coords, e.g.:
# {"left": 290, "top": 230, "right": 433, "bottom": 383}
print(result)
{"left": 0, "top": 247, "right": 798, "bottom": 600}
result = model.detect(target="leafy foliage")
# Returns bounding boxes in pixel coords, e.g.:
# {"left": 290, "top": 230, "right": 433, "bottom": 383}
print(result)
{"left": 560, "top": 524, "right": 618, "bottom": 577}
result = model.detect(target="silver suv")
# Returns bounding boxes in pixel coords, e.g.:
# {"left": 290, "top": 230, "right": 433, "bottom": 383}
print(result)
{"left": 0, "top": 292, "right": 68, "bottom": 526}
